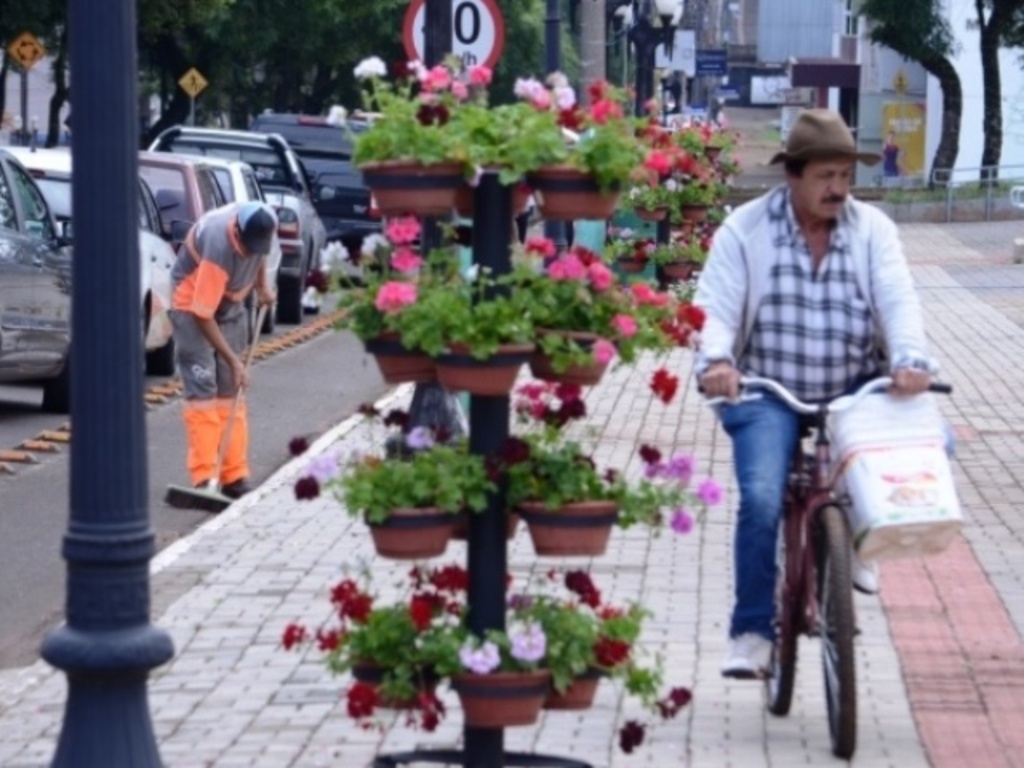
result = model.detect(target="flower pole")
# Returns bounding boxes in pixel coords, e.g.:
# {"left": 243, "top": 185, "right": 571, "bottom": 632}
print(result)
{"left": 544, "top": 0, "right": 568, "bottom": 252}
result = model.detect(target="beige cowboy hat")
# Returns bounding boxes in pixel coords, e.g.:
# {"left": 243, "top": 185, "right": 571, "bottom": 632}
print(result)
{"left": 770, "top": 109, "right": 880, "bottom": 166}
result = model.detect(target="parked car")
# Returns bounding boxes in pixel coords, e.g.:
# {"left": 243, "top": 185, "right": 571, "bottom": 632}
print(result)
{"left": 248, "top": 112, "right": 379, "bottom": 254}
{"left": 7, "top": 146, "right": 179, "bottom": 375}
{"left": 189, "top": 154, "right": 282, "bottom": 334}
{"left": 148, "top": 126, "right": 327, "bottom": 324}
{"left": 137, "top": 150, "right": 226, "bottom": 251}
{"left": 0, "top": 148, "right": 74, "bottom": 412}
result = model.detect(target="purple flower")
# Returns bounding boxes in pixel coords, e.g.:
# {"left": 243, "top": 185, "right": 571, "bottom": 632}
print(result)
{"left": 643, "top": 462, "right": 664, "bottom": 479}
{"left": 509, "top": 622, "right": 546, "bottom": 663}
{"left": 405, "top": 426, "right": 435, "bottom": 451}
{"left": 459, "top": 639, "right": 500, "bottom": 674}
{"left": 696, "top": 478, "right": 723, "bottom": 506}
{"left": 664, "top": 454, "right": 695, "bottom": 483}
{"left": 305, "top": 450, "right": 341, "bottom": 483}
{"left": 508, "top": 593, "right": 534, "bottom": 611}
{"left": 670, "top": 508, "right": 694, "bottom": 534}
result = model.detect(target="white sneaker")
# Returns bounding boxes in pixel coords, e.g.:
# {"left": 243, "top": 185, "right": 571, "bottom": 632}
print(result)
{"left": 721, "top": 632, "right": 773, "bottom": 679}
{"left": 851, "top": 553, "right": 879, "bottom": 595}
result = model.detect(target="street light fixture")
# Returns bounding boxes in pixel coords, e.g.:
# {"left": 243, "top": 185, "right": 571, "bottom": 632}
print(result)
{"left": 627, "top": 0, "right": 685, "bottom": 118}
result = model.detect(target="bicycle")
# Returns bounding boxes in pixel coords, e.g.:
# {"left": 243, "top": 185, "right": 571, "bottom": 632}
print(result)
{"left": 712, "top": 375, "right": 951, "bottom": 759}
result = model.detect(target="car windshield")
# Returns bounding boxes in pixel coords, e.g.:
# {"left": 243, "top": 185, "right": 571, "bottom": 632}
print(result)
{"left": 32, "top": 177, "right": 72, "bottom": 220}
{"left": 165, "top": 142, "right": 288, "bottom": 188}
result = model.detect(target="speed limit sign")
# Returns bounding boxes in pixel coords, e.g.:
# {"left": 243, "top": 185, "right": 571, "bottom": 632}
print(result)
{"left": 402, "top": 0, "right": 506, "bottom": 70}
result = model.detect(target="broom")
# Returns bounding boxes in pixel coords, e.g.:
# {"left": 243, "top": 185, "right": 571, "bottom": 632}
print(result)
{"left": 165, "top": 304, "right": 266, "bottom": 513}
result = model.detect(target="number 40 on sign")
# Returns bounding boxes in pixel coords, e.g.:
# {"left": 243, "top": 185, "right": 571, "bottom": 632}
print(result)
{"left": 402, "top": 0, "right": 505, "bottom": 70}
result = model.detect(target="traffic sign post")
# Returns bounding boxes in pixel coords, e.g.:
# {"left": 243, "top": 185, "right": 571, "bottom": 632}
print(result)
{"left": 6, "top": 32, "right": 46, "bottom": 147}
{"left": 178, "top": 67, "right": 209, "bottom": 126}
{"left": 403, "top": 0, "right": 505, "bottom": 69}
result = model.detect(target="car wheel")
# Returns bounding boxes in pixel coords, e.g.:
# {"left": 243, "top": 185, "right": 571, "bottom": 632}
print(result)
{"left": 276, "top": 271, "right": 305, "bottom": 325}
{"left": 42, "top": 360, "right": 71, "bottom": 414}
{"left": 146, "top": 337, "right": 176, "bottom": 377}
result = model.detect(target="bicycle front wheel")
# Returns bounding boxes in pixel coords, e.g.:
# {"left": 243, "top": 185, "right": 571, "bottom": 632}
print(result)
{"left": 816, "top": 504, "right": 857, "bottom": 759}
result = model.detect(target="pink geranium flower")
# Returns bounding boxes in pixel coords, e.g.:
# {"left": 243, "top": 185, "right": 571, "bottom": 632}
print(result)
{"left": 468, "top": 65, "right": 492, "bottom": 86}
{"left": 593, "top": 338, "right": 616, "bottom": 365}
{"left": 374, "top": 281, "right": 417, "bottom": 314}
{"left": 385, "top": 217, "right": 421, "bottom": 245}
{"left": 390, "top": 247, "right": 422, "bottom": 273}
{"left": 547, "top": 253, "right": 587, "bottom": 281}
{"left": 588, "top": 262, "right": 613, "bottom": 291}
{"left": 612, "top": 314, "right": 637, "bottom": 338}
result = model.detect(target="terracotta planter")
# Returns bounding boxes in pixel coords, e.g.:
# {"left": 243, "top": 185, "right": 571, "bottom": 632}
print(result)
{"left": 529, "top": 330, "right": 609, "bottom": 387}
{"left": 544, "top": 668, "right": 604, "bottom": 710}
{"left": 635, "top": 206, "right": 668, "bottom": 222}
{"left": 455, "top": 182, "right": 530, "bottom": 219}
{"left": 367, "top": 507, "right": 457, "bottom": 560}
{"left": 615, "top": 257, "right": 647, "bottom": 274}
{"left": 451, "top": 511, "right": 520, "bottom": 541}
{"left": 351, "top": 662, "right": 439, "bottom": 709}
{"left": 452, "top": 670, "right": 552, "bottom": 727}
{"left": 360, "top": 160, "right": 463, "bottom": 217}
{"left": 659, "top": 260, "right": 702, "bottom": 283}
{"left": 363, "top": 335, "right": 436, "bottom": 384}
{"left": 679, "top": 204, "right": 709, "bottom": 222}
{"left": 526, "top": 166, "right": 621, "bottom": 221}
{"left": 516, "top": 500, "right": 620, "bottom": 556}
{"left": 435, "top": 343, "right": 534, "bottom": 396}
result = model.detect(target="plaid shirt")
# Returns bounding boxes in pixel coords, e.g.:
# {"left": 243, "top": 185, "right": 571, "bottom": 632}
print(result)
{"left": 740, "top": 188, "right": 883, "bottom": 401}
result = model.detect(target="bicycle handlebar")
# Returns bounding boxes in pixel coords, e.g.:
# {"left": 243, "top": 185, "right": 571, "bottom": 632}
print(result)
{"left": 706, "top": 376, "right": 952, "bottom": 415}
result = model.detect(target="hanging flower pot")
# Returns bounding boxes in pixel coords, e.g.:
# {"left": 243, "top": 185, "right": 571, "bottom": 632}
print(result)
{"left": 679, "top": 204, "right": 709, "bottom": 222}
{"left": 516, "top": 500, "right": 620, "bottom": 556}
{"left": 363, "top": 334, "right": 436, "bottom": 384}
{"left": 615, "top": 257, "right": 647, "bottom": 274}
{"left": 360, "top": 160, "right": 464, "bottom": 218}
{"left": 451, "top": 670, "right": 552, "bottom": 727}
{"left": 635, "top": 205, "right": 668, "bottom": 222}
{"left": 529, "top": 330, "right": 609, "bottom": 387}
{"left": 526, "top": 166, "right": 621, "bottom": 221}
{"left": 544, "top": 667, "right": 605, "bottom": 710}
{"left": 366, "top": 507, "right": 458, "bottom": 560}
{"left": 351, "top": 662, "right": 440, "bottom": 709}
{"left": 435, "top": 343, "right": 535, "bottom": 396}
{"left": 659, "top": 260, "right": 702, "bottom": 283}
{"left": 454, "top": 180, "right": 530, "bottom": 219}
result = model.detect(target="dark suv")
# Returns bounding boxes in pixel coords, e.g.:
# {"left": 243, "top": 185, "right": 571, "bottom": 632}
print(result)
{"left": 248, "top": 112, "right": 379, "bottom": 252}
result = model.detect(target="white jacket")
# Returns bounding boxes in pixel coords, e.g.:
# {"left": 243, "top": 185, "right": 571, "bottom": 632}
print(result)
{"left": 694, "top": 188, "right": 932, "bottom": 374}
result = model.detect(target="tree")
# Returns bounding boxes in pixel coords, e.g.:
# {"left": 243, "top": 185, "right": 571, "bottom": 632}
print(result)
{"left": 578, "top": 0, "right": 607, "bottom": 104}
{"left": 974, "top": 0, "right": 1024, "bottom": 180}
{"left": 859, "top": 0, "right": 962, "bottom": 180}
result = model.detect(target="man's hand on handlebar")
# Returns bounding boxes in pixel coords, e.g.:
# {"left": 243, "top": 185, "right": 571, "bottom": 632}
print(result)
{"left": 701, "top": 361, "right": 742, "bottom": 400}
{"left": 891, "top": 366, "right": 931, "bottom": 396}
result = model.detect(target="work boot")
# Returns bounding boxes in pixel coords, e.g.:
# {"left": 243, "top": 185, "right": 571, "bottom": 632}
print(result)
{"left": 221, "top": 478, "right": 254, "bottom": 499}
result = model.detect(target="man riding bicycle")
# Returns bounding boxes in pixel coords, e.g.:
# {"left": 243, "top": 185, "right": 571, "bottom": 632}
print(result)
{"left": 694, "top": 109, "right": 935, "bottom": 679}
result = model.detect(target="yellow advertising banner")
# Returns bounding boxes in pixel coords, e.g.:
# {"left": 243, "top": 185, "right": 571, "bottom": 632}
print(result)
{"left": 881, "top": 102, "right": 926, "bottom": 178}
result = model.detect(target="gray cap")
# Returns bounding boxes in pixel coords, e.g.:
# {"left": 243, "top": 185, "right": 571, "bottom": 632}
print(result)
{"left": 237, "top": 202, "right": 277, "bottom": 255}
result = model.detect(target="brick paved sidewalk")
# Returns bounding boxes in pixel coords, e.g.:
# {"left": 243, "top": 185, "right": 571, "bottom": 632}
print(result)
{"left": 0, "top": 220, "right": 1022, "bottom": 768}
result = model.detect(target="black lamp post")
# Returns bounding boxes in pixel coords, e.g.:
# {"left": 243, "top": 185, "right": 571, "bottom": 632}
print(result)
{"left": 40, "top": 1, "right": 174, "bottom": 766}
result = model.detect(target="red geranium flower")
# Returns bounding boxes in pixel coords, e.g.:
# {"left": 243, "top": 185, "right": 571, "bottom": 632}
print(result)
{"left": 346, "top": 681, "right": 378, "bottom": 719}
{"left": 281, "top": 622, "right": 307, "bottom": 650}
{"left": 294, "top": 476, "right": 320, "bottom": 500}
{"left": 650, "top": 368, "right": 680, "bottom": 404}
{"left": 594, "top": 636, "right": 631, "bottom": 667}
{"left": 618, "top": 719, "right": 646, "bottom": 753}
{"left": 409, "top": 595, "right": 435, "bottom": 631}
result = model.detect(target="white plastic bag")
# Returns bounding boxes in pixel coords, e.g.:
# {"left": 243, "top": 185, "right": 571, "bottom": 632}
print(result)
{"left": 828, "top": 393, "right": 961, "bottom": 561}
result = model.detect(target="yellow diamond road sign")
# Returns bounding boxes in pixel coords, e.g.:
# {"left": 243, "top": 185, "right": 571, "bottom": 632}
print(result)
{"left": 178, "top": 67, "right": 209, "bottom": 99}
{"left": 7, "top": 32, "right": 46, "bottom": 71}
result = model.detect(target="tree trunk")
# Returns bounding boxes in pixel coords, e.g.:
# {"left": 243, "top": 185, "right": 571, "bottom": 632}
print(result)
{"left": 976, "top": 0, "right": 1009, "bottom": 182}
{"left": 918, "top": 52, "right": 962, "bottom": 186}
{"left": 578, "top": 0, "right": 606, "bottom": 106}
{"left": 46, "top": 27, "right": 70, "bottom": 148}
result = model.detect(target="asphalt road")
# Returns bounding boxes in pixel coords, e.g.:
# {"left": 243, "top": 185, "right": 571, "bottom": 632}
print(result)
{"left": 0, "top": 318, "right": 389, "bottom": 669}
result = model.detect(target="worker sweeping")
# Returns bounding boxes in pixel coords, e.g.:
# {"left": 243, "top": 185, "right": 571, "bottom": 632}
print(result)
{"left": 166, "top": 201, "right": 277, "bottom": 508}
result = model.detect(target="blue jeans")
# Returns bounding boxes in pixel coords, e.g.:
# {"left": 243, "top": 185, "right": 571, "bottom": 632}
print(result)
{"left": 719, "top": 396, "right": 801, "bottom": 640}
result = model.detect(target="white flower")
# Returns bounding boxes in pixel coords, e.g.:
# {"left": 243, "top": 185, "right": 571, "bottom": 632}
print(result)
{"left": 553, "top": 85, "right": 576, "bottom": 110}
{"left": 325, "top": 105, "right": 347, "bottom": 126}
{"left": 665, "top": 178, "right": 679, "bottom": 192}
{"left": 354, "top": 56, "right": 387, "bottom": 80}
{"left": 465, "top": 264, "right": 480, "bottom": 282}
{"left": 360, "top": 233, "right": 389, "bottom": 258}
{"left": 546, "top": 71, "right": 569, "bottom": 89}
{"left": 620, "top": 227, "right": 634, "bottom": 239}
{"left": 320, "top": 240, "right": 348, "bottom": 267}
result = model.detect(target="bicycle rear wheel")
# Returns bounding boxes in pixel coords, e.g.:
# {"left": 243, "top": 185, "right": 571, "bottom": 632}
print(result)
{"left": 817, "top": 504, "right": 857, "bottom": 759}
{"left": 766, "top": 517, "right": 799, "bottom": 715}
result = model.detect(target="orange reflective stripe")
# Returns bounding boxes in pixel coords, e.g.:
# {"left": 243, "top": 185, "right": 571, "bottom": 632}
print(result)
{"left": 191, "top": 260, "right": 229, "bottom": 319}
